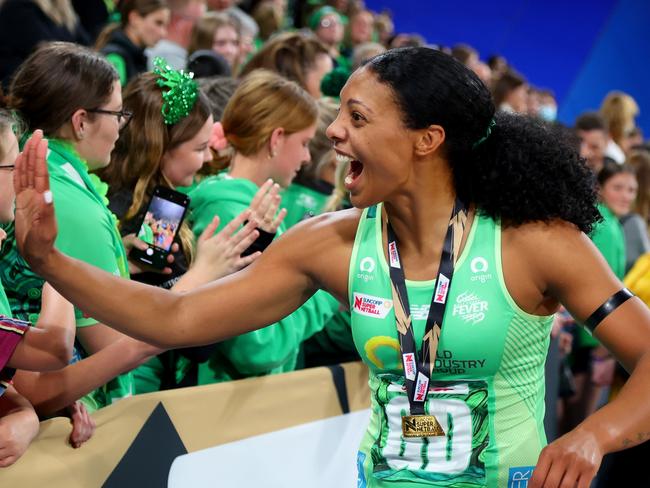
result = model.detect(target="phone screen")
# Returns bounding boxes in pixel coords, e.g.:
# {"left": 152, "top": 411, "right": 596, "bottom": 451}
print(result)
{"left": 138, "top": 195, "right": 186, "bottom": 252}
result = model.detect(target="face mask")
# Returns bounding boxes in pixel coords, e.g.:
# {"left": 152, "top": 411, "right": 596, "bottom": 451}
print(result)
{"left": 539, "top": 104, "right": 557, "bottom": 122}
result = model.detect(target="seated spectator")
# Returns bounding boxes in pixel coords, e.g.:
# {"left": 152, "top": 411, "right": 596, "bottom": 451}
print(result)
{"left": 0, "top": 0, "right": 89, "bottom": 87}
{"left": 239, "top": 31, "right": 333, "bottom": 98}
{"left": 492, "top": 69, "right": 528, "bottom": 113}
{"left": 147, "top": 0, "right": 206, "bottom": 70}
{"left": 4, "top": 42, "right": 227, "bottom": 412}
{"left": 575, "top": 112, "right": 614, "bottom": 174}
{"left": 188, "top": 11, "right": 239, "bottom": 71}
{"left": 96, "top": 0, "right": 170, "bottom": 86}
{"left": 188, "top": 70, "right": 340, "bottom": 384}
{"left": 309, "top": 6, "right": 349, "bottom": 71}
{"left": 98, "top": 64, "right": 264, "bottom": 390}
{"left": 598, "top": 161, "right": 650, "bottom": 273}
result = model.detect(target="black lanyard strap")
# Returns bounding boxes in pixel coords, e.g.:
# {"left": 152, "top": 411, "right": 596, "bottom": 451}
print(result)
{"left": 386, "top": 198, "right": 468, "bottom": 415}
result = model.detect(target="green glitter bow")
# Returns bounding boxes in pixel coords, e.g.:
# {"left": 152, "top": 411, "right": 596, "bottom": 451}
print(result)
{"left": 153, "top": 57, "right": 198, "bottom": 125}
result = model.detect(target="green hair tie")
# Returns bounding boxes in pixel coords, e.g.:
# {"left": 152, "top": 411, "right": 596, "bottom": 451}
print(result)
{"left": 472, "top": 118, "right": 496, "bottom": 149}
{"left": 153, "top": 57, "right": 198, "bottom": 125}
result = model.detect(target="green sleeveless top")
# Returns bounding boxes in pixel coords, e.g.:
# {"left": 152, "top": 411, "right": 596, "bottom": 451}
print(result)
{"left": 350, "top": 204, "right": 553, "bottom": 488}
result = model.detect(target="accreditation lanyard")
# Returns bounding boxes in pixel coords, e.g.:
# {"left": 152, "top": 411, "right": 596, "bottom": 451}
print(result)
{"left": 386, "top": 198, "right": 468, "bottom": 417}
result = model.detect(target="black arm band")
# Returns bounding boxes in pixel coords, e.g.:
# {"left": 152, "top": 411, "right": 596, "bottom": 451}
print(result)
{"left": 584, "top": 288, "right": 635, "bottom": 332}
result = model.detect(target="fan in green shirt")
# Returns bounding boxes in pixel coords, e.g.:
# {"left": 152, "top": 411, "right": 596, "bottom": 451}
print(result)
{"left": 187, "top": 71, "right": 341, "bottom": 383}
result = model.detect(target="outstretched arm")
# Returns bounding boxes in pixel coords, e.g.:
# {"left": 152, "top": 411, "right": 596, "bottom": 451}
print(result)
{"left": 13, "top": 131, "right": 346, "bottom": 349}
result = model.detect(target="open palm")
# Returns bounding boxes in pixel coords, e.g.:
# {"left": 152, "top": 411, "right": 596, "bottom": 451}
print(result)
{"left": 13, "top": 130, "right": 58, "bottom": 272}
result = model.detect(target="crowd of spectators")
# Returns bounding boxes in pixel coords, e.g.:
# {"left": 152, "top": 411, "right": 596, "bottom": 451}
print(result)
{"left": 0, "top": 0, "right": 647, "bottom": 480}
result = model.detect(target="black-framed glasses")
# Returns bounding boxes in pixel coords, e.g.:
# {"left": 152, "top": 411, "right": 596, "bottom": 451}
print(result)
{"left": 0, "top": 164, "right": 14, "bottom": 171}
{"left": 86, "top": 108, "right": 133, "bottom": 130}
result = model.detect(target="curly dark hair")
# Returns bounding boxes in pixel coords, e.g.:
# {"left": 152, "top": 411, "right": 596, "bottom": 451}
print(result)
{"left": 365, "top": 47, "right": 600, "bottom": 234}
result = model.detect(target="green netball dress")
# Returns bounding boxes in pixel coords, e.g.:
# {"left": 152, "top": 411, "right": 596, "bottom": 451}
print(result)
{"left": 350, "top": 204, "right": 553, "bottom": 487}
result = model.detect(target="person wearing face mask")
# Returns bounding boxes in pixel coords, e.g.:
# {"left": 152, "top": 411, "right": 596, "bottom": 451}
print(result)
{"left": 187, "top": 70, "right": 340, "bottom": 384}
{"left": 96, "top": 0, "right": 171, "bottom": 86}
{"left": 538, "top": 89, "right": 558, "bottom": 123}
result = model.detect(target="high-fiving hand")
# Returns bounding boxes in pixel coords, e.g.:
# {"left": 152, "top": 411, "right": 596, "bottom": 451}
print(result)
{"left": 13, "top": 130, "right": 57, "bottom": 274}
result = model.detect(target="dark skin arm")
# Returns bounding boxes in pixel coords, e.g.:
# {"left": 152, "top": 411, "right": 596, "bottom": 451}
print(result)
{"left": 503, "top": 221, "right": 650, "bottom": 488}
{"left": 15, "top": 131, "right": 650, "bottom": 488}
{"left": 12, "top": 131, "right": 355, "bottom": 349}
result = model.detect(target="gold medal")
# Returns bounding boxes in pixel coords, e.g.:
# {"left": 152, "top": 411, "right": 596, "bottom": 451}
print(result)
{"left": 401, "top": 414, "right": 445, "bottom": 437}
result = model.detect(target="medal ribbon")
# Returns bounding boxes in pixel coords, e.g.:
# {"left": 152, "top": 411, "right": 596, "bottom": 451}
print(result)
{"left": 386, "top": 198, "right": 468, "bottom": 415}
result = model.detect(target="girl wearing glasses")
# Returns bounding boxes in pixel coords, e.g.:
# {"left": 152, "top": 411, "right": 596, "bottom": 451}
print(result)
{"left": 4, "top": 42, "right": 252, "bottom": 412}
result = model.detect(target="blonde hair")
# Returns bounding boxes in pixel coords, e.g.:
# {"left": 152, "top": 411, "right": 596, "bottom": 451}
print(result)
{"left": 33, "top": 0, "right": 78, "bottom": 31}
{"left": 600, "top": 91, "right": 639, "bottom": 147}
{"left": 99, "top": 72, "right": 211, "bottom": 263}
{"left": 188, "top": 11, "right": 238, "bottom": 55}
{"left": 220, "top": 70, "right": 318, "bottom": 161}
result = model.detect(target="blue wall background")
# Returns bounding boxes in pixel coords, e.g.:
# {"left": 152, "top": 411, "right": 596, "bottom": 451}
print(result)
{"left": 365, "top": 0, "right": 650, "bottom": 136}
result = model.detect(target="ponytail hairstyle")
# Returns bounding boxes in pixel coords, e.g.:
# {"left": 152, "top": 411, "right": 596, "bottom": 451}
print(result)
{"left": 95, "top": 0, "right": 169, "bottom": 50}
{"left": 100, "top": 72, "right": 211, "bottom": 263}
{"left": 364, "top": 47, "right": 600, "bottom": 234}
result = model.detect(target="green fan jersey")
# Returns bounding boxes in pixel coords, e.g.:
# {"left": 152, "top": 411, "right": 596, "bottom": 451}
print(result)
{"left": 189, "top": 174, "right": 340, "bottom": 384}
{"left": 350, "top": 204, "right": 553, "bottom": 487}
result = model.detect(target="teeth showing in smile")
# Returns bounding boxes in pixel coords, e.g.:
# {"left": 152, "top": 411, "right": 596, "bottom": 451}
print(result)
{"left": 345, "top": 174, "right": 354, "bottom": 185}
{"left": 336, "top": 153, "right": 353, "bottom": 164}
